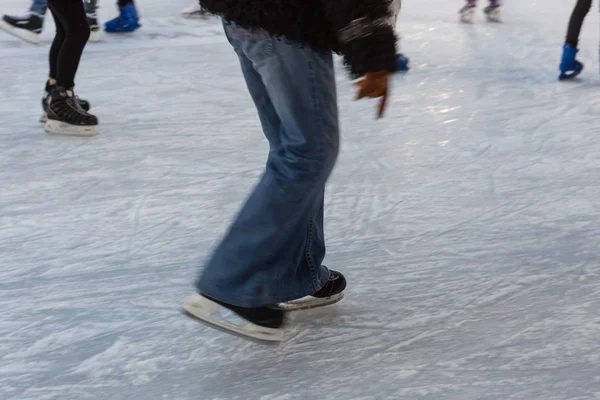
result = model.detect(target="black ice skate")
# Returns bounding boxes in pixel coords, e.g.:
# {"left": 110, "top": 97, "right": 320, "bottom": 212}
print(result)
{"left": 183, "top": 293, "right": 285, "bottom": 343}
{"left": 41, "top": 82, "right": 91, "bottom": 123}
{"left": 275, "top": 269, "right": 347, "bottom": 311}
{"left": 44, "top": 87, "right": 98, "bottom": 137}
{"left": 0, "top": 11, "right": 44, "bottom": 44}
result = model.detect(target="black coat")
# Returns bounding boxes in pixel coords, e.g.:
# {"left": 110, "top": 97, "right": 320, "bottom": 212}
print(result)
{"left": 199, "top": 0, "right": 397, "bottom": 78}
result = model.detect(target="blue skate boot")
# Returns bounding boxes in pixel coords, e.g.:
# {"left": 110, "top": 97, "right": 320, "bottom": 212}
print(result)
{"left": 396, "top": 53, "right": 410, "bottom": 72}
{"left": 104, "top": 3, "right": 140, "bottom": 33}
{"left": 559, "top": 44, "right": 583, "bottom": 81}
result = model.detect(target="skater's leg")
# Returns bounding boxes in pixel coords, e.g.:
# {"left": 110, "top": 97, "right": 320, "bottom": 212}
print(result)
{"left": 565, "top": 0, "right": 592, "bottom": 48}
{"left": 44, "top": 0, "right": 96, "bottom": 136}
{"left": 47, "top": 0, "right": 90, "bottom": 89}
{"left": 47, "top": 6, "right": 65, "bottom": 83}
{"left": 31, "top": 0, "right": 48, "bottom": 15}
{"left": 559, "top": 0, "right": 591, "bottom": 80}
{"left": 196, "top": 22, "right": 339, "bottom": 308}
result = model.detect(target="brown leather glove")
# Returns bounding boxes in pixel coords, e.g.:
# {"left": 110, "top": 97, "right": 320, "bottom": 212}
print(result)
{"left": 356, "top": 72, "right": 392, "bottom": 118}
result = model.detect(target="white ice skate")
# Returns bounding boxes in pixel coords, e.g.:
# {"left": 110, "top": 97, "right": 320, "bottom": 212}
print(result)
{"left": 181, "top": 3, "right": 210, "bottom": 19}
{"left": 0, "top": 12, "right": 43, "bottom": 44}
{"left": 459, "top": 5, "right": 476, "bottom": 23}
{"left": 484, "top": 5, "right": 502, "bottom": 23}
{"left": 182, "top": 293, "right": 284, "bottom": 343}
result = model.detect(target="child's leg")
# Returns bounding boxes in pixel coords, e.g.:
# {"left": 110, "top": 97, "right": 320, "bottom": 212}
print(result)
{"left": 565, "top": 0, "right": 592, "bottom": 48}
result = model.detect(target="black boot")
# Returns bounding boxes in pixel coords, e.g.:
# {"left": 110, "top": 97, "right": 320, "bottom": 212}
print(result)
{"left": 41, "top": 81, "right": 91, "bottom": 122}
{"left": 313, "top": 269, "right": 347, "bottom": 298}
{"left": 276, "top": 269, "right": 347, "bottom": 311}
{"left": 0, "top": 11, "right": 44, "bottom": 44}
{"left": 44, "top": 86, "right": 98, "bottom": 136}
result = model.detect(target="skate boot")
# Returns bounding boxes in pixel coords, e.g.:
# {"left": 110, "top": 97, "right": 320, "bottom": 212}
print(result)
{"left": 484, "top": 1, "right": 501, "bottom": 22}
{"left": 181, "top": 3, "right": 210, "bottom": 19}
{"left": 459, "top": 1, "right": 477, "bottom": 23}
{"left": 87, "top": 12, "right": 103, "bottom": 42}
{"left": 559, "top": 44, "right": 584, "bottom": 81}
{"left": 183, "top": 293, "right": 285, "bottom": 343}
{"left": 41, "top": 81, "right": 91, "bottom": 123}
{"left": 276, "top": 269, "right": 347, "bottom": 311}
{"left": 396, "top": 53, "right": 410, "bottom": 72}
{"left": 0, "top": 11, "right": 44, "bottom": 44}
{"left": 104, "top": 3, "right": 140, "bottom": 33}
{"left": 44, "top": 86, "right": 98, "bottom": 136}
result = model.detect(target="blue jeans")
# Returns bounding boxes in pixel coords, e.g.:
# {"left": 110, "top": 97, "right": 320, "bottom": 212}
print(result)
{"left": 196, "top": 21, "right": 340, "bottom": 307}
{"left": 30, "top": 0, "right": 47, "bottom": 14}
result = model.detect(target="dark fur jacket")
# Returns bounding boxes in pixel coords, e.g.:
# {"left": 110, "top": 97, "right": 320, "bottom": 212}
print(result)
{"left": 198, "top": 0, "right": 398, "bottom": 78}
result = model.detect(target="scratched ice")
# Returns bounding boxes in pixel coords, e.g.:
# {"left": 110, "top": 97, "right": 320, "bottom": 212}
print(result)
{"left": 1, "top": 0, "right": 600, "bottom": 399}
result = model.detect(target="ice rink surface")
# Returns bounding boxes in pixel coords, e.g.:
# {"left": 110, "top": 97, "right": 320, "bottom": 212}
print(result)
{"left": 1, "top": 0, "right": 600, "bottom": 399}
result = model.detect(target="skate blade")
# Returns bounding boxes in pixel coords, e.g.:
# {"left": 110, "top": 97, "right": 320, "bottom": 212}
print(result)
{"left": 181, "top": 12, "right": 210, "bottom": 19}
{"left": 182, "top": 293, "right": 284, "bottom": 344}
{"left": 275, "top": 292, "right": 344, "bottom": 311}
{"left": 559, "top": 71, "right": 582, "bottom": 81}
{"left": 39, "top": 113, "right": 47, "bottom": 123}
{"left": 0, "top": 20, "right": 41, "bottom": 44}
{"left": 44, "top": 120, "right": 98, "bottom": 137}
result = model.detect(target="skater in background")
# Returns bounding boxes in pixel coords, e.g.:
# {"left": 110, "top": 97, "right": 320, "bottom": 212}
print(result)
{"left": 391, "top": 0, "right": 410, "bottom": 72}
{"left": 42, "top": 0, "right": 98, "bottom": 136}
{"left": 459, "top": 0, "right": 501, "bottom": 23}
{"left": 0, "top": 0, "right": 101, "bottom": 43}
{"left": 559, "top": 0, "right": 592, "bottom": 80}
{"left": 0, "top": 0, "right": 140, "bottom": 44}
{"left": 182, "top": 0, "right": 396, "bottom": 342}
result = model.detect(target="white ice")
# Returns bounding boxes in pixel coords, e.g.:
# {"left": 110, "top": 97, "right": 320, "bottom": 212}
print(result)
{"left": 2, "top": 0, "right": 600, "bottom": 399}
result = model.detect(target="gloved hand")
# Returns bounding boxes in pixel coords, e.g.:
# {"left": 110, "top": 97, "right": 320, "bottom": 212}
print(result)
{"left": 356, "top": 72, "right": 392, "bottom": 118}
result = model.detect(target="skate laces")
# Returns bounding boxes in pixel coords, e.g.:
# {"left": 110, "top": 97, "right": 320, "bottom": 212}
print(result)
{"left": 49, "top": 89, "right": 92, "bottom": 123}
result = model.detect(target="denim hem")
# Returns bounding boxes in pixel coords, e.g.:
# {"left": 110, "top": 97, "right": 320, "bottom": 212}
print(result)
{"left": 196, "top": 265, "right": 330, "bottom": 308}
